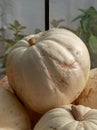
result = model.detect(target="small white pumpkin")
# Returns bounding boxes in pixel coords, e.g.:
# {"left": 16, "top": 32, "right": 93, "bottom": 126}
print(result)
{"left": 0, "top": 87, "right": 31, "bottom": 130}
{"left": 6, "top": 28, "right": 90, "bottom": 113}
{"left": 34, "top": 104, "right": 97, "bottom": 130}
{"left": 74, "top": 68, "right": 97, "bottom": 109}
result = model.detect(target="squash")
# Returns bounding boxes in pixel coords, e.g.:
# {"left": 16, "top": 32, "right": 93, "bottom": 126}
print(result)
{"left": 74, "top": 68, "right": 97, "bottom": 109}
{"left": 0, "top": 76, "right": 42, "bottom": 129}
{"left": 0, "top": 87, "right": 31, "bottom": 130}
{"left": 6, "top": 28, "right": 90, "bottom": 114}
{"left": 0, "top": 76, "right": 14, "bottom": 93}
{"left": 25, "top": 106, "right": 42, "bottom": 129}
{"left": 34, "top": 104, "right": 97, "bottom": 130}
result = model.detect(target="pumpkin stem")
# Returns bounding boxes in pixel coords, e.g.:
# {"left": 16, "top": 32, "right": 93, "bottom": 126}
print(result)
{"left": 28, "top": 38, "right": 36, "bottom": 46}
{"left": 71, "top": 105, "right": 83, "bottom": 121}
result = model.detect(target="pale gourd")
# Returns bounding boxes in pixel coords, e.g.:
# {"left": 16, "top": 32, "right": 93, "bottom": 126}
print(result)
{"left": 74, "top": 68, "right": 97, "bottom": 109}
{"left": 34, "top": 104, "right": 97, "bottom": 130}
{"left": 6, "top": 28, "right": 90, "bottom": 114}
{"left": 0, "top": 76, "right": 42, "bottom": 128}
{"left": 0, "top": 76, "right": 14, "bottom": 93}
{"left": 0, "top": 87, "right": 31, "bottom": 130}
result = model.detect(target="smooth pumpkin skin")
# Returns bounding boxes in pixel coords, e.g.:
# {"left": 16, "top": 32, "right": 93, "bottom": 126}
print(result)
{"left": 0, "top": 76, "right": 42, "bottom": 129}
{"left": 6, "top": 28, "right": 90, "bottom": 114}
{"left": 0, "top": 76, "right": 14, "bottom": 93}
{"left": 0, "top": 87, "right": 31, "bottom": 130}
{"left": 33, "top": 104, "right": 97, "bottom": 130}
{"left": 74, "top": 68, "right": 97, "bottom": 108}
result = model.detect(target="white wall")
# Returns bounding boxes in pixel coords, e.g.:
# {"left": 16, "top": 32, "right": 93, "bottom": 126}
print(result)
{"left": 50, "top": 0, "right": 97, "bottom": 29}
{"left": 0, "top": 0, "right": 45, "bottom": 36}
{"left": 11, "top": 0, "right": 45, "bottom": 34}
{"left": 0, "top": 0, "right": 97, "bottom": 36}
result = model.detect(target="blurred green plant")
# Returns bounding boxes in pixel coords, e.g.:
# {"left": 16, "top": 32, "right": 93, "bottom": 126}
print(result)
{"left": 50, "top": 19, "right": 77, "bottom": 34}
{"left": 72, "top": 6, "right": 97, "bottom": 68}
{"left": 50, "top": 19, "right": 65, "bottom": 28}
{"left": 5, "top": 20, "right": 26, "bottom": 50}
{"left": 34, "top": 19, "right": 65, "bottom": 33}
{"left": 34, "top": 28, "right": 41, "bottom": 34}
{"left": 1, "top": 20, "right": 27, "bottom": 68}
{"left": 34, "top": 18, "right": 75, "bottom": 34}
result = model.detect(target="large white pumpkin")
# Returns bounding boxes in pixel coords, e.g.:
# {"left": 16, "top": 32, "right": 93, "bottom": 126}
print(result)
{"left": 0, "top": 87, "right": 31, "bottom": 130}
{"left": 34, "top": 104, "right": 97, "bottom": 130}
{"left": 6, "top": 28, "right": 90, "bottom": 113}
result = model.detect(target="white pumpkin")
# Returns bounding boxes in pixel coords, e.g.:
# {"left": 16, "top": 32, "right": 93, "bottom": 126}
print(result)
{"left": 0, "top": 76, "right": 14, "bottom": 93}
{"left": 0, "top": 76, "right": 42, "bottom": 129}
{"left": 6, "top": 28, "right": 90, "bottom": 114}
{"left": 74, "top": 68, "right": 97, "bottom": 109}
{"left": 34, "top": 104, "right": 97, "bottom": 130}
{"left": 0, "top": 87, "right": 31, "bottom": 130}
